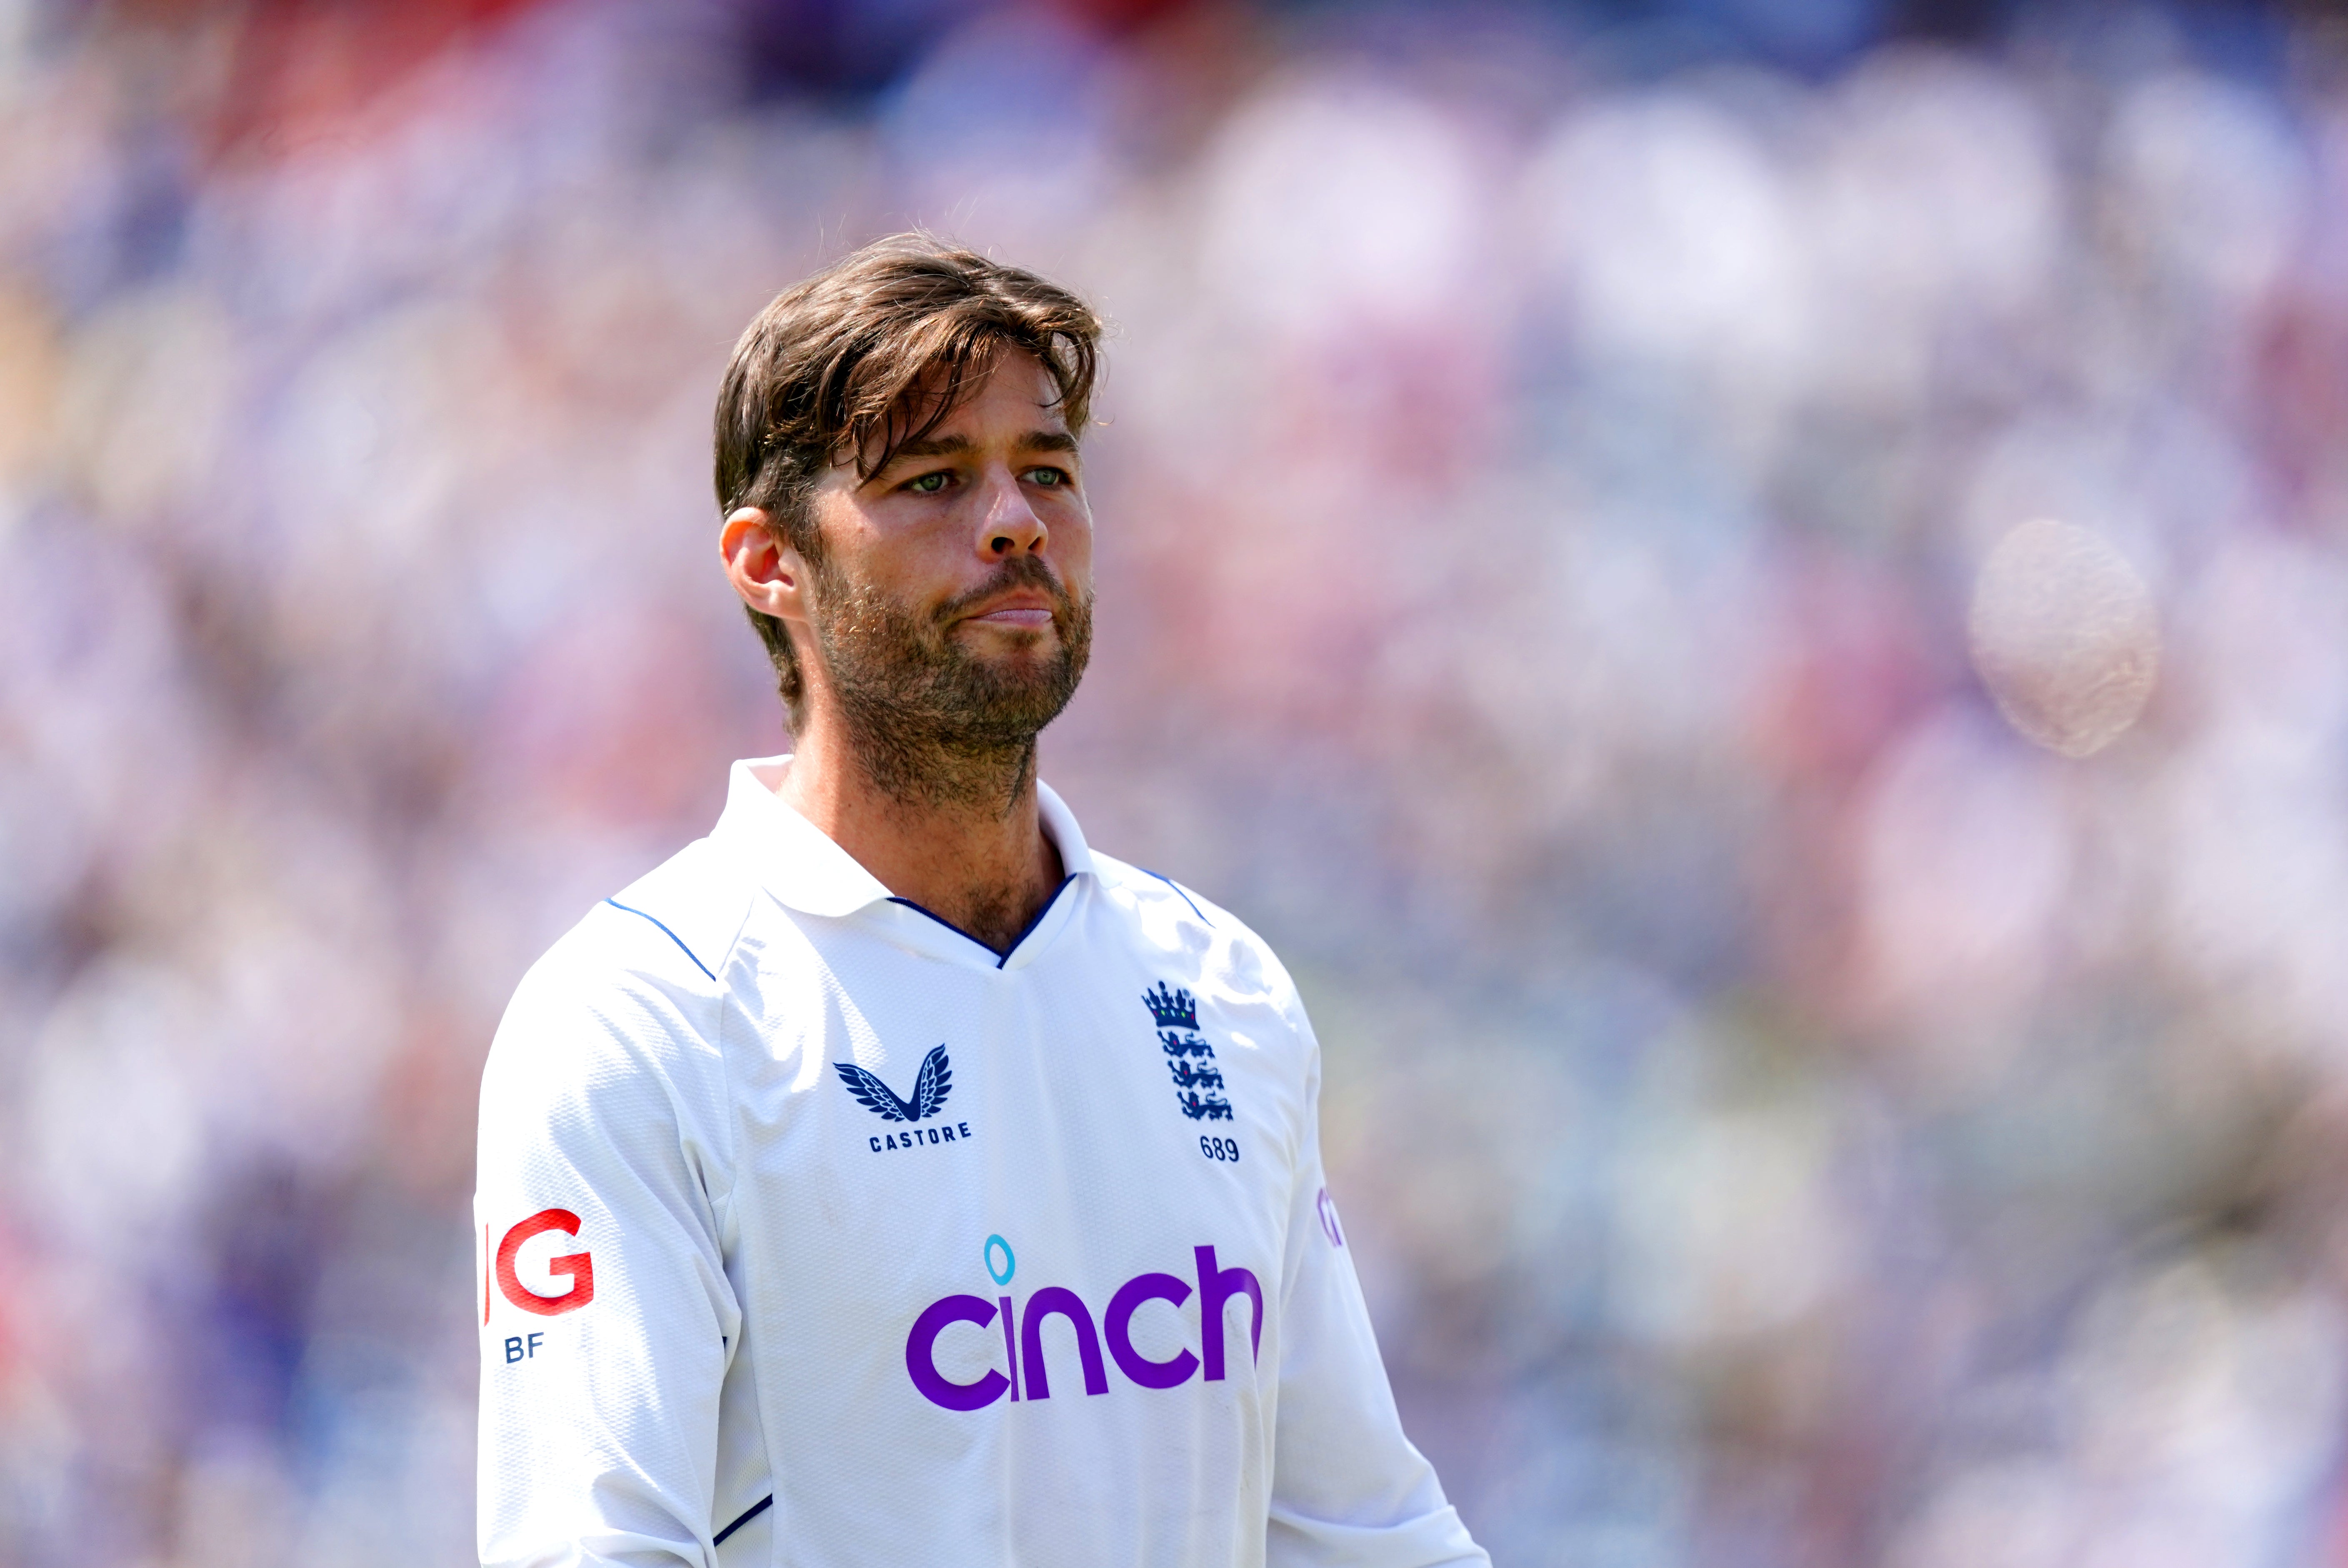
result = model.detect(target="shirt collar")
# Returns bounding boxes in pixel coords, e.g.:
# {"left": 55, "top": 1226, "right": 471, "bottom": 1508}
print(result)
{"left": 710, "top": 754, "right": 1097, "bottom": 920}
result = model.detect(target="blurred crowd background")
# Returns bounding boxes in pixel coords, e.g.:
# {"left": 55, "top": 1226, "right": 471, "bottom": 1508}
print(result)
{"left": 6, "top": 0, "right": 2348, "bottom": 1562}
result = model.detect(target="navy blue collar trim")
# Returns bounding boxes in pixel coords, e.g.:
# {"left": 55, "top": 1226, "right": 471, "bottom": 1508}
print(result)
{"left": 714, "top": 1495, "right": 772, "bottom": 1546}
{"left": 889, "top": 876, "right": 1076, "bottom": 968}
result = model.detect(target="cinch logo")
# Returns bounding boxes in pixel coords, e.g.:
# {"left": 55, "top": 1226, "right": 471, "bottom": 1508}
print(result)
{"left": 904, "top": 1244, "right": 1261, "bottom": 1411}
{"left": 1317, "top": 1187, "right": 1346, "bottom": 1248}
{"left": 488, "top": 1208, "right": 595, "bottom": 1319}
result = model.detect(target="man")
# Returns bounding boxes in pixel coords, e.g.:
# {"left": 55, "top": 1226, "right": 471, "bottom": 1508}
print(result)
{"left": 475, "top": 235, "right": 1488, "bottom": 1568}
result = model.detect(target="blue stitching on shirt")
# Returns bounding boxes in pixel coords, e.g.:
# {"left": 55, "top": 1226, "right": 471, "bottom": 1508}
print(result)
{"left": 1141, "top": 869, "right": 1212, "bottom": 926}
{"left": 603, "top": 898, "right": 717, "bottom": 982}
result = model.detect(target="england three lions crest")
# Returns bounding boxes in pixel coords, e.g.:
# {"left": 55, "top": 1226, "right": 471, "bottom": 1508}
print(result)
{"left": 1143, "top": 983, "right": 1233, "bottom": 1121}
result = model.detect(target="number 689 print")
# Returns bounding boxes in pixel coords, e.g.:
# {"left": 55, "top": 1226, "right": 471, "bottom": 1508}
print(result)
{"left": 1199, "top": 1135, "right": 1240, "bottom": 1163}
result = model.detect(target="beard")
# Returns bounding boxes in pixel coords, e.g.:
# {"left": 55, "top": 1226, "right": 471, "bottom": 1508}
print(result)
{"left": 804, "top": 552, "right": 1093, "bottom": 813}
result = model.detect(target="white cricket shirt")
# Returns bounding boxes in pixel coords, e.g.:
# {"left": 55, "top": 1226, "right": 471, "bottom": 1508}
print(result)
{"left": 475, "top": 756, "right": 1488, "bottom": 1568}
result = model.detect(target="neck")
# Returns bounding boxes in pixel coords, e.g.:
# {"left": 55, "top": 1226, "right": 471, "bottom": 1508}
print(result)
{"left": 777, "top": 709, "right": 1064, "bottom": 956}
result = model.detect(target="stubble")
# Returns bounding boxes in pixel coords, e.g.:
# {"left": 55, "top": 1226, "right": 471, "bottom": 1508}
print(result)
{"left": 806, "top": 553, "right": 1093, "bottom": 817}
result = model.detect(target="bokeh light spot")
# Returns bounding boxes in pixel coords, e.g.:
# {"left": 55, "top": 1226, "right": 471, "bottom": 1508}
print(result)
{"left": 1968, "top": 519, "right": 2160, "bottom": 758}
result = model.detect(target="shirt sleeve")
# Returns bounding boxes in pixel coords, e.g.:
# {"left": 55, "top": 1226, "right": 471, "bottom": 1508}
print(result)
{"left": 475, "top": 927, "right": 741, "bottom": 1568}
{"left": 1267, "top": 1034, "right": 1490, "bottom": 1568}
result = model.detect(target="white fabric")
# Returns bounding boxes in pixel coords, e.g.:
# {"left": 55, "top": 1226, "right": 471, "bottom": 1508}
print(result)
{"left": 475, "top": 757, "right": 1488, "bottom": 1568}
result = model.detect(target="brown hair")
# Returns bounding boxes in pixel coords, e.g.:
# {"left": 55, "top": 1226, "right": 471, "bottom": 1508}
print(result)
{"left": 713, "top": 233, "right": 1105, "bottom": 725}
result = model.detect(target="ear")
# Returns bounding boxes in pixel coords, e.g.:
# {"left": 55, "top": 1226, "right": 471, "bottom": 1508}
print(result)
{"left": 721, "top": 507, "right": 808, "bottom": 627}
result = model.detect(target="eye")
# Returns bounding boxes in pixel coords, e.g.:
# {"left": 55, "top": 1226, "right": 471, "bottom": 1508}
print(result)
{"left": 1023, "top": 467, "right": 1070, "bottom": 487}
{"left": 904, "top": 471, "right": 952, "bottom": 494}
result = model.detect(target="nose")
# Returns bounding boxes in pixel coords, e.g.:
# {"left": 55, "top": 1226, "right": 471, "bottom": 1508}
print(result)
{"left": 979, "top": 470, "right": 1046, "bottom": 558}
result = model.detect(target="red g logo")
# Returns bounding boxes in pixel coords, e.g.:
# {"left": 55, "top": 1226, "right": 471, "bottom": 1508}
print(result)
{"left": 495, "top": 1208, "right": 595, "bottom": 1317}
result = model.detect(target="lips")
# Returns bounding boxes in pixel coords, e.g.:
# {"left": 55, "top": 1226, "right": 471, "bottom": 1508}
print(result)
{"left": 955, "top": 586, "right": 1061, "bottom": 630}
{"left": 941, "top": 557, "right": 1072, "bottom": 634}
{"left": 970, "top": 605, "right": 1055, "bottom": 627}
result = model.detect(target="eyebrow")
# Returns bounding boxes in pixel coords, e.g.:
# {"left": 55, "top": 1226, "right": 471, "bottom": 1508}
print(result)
{"left": 884, "top": 429, "right": 1080, "bottom": 464}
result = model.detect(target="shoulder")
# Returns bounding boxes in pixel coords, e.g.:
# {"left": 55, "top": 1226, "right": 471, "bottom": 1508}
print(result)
{"left": 483, "top": 837, "right": 755, "bottom": 1119}
{"left": 1088, "top": 851, "right": 1313, "bottom": 1044}
{"left": 601, "top": 833, "right": 766, "bottom": 989}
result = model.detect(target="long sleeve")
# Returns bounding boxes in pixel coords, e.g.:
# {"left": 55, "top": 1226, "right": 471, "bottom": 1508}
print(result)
{"left": 475, "top": 919, "right": 743, "bottom": 1568}
{"left": 1266, "top": 1041, "right": 1489, "bottom": 1568}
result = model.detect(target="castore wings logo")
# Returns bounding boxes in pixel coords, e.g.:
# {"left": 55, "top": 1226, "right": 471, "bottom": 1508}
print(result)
{"left": 836, "top": 1044, "right": 953, "bottom": 1122}
{"left": 837, "top": 1045, "right": 973, "bottom": 1153}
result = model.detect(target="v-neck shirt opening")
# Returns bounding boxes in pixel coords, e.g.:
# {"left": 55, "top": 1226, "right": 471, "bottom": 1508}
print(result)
{"left": 887, "top": 875, "right": 1078, "bottom": 968}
